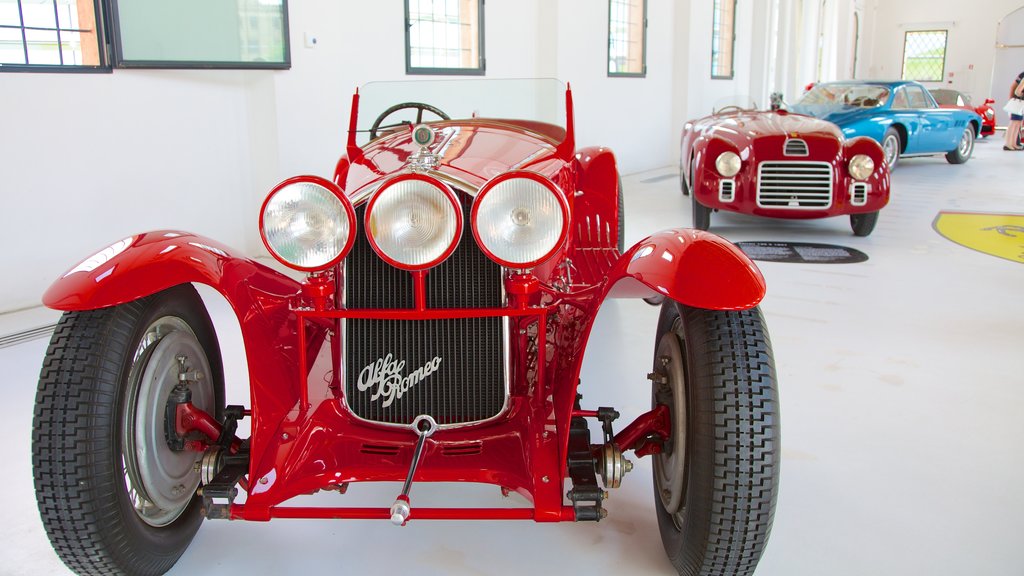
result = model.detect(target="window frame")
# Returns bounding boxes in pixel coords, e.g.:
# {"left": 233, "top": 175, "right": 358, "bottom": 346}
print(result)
{"left": 710, "top": 0, "right": 737, "bottom": 80}
{"left": 900, "top": 29, "right": 947, "bottom": 83}
{"left": 0, "top": 0, "right": 110, "bottom": 74}
{"left": 606, "top": 0, "right": 647, "bottom": 78}
{"left": 404, "top": 0, "right": 485, "bottom": 76}
{"left": 108, "top": 0, "right": 291, "bottom": 70}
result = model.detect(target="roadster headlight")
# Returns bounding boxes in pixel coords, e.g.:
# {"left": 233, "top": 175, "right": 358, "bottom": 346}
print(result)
{"left": 472, "top": 171, "right": 569, "bottom": 269}
{"left": 849, "top": 154, "right": 875, "bottom": 181}
{"left": 985, "top": 109, "right": 995, "bottom": 119}
{"left": 260, "top": 176, "right": 355, "bottom": 271}
{"left": 715, "top": 151, "right": 741, "bottom": 177}
{"left": 365, "top": 174, "right": 462, "bottom": 270}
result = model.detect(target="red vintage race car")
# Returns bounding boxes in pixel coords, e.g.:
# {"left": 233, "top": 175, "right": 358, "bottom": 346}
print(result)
{"left": 929, "top": 88, "right": 997, "bottom": 137}
{"left": 681, "top": 104, "right": 891, "bottom": 236}
{"left": 33, "top": 79, "right": 779, "bottom": 576}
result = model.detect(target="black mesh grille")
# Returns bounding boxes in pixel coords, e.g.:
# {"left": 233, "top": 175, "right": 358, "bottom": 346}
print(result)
{"left": 343, "top": 191, "right": 506, "bottom": 425}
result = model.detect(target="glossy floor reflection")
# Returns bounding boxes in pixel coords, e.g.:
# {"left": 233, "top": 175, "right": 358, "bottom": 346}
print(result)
{"left": 2, "top": 137, "right": 1021, "bottom": 575}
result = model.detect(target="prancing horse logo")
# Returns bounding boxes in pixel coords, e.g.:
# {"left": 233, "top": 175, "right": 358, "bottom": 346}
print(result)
{"left": 357, "top": 353, "right": 443, "bottom": 408}
{"left": 933, "top": 211, "right": 1024, "bottom": 264}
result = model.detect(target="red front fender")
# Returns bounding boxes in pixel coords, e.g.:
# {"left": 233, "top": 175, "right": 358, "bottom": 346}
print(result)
{"left": 604, "top": 228, "right": 765, "bottom": 310}
{"left": 43, "top": 230, "right": 301, "bottom": 311}
{"left": 43, "top": 231, "right": 314, "bottom": 479}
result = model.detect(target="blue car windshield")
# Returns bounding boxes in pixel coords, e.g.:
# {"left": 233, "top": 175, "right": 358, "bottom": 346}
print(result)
{"left": 797, "top": 84, "right": 890, "bottom": 111}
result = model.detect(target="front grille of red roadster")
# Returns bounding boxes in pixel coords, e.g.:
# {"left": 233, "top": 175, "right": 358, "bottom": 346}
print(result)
{"left": 756, "top": 161, "right": 833, "bottom": 209}
{"left": 342, "top": 195, "right": 507, "bottom": 426}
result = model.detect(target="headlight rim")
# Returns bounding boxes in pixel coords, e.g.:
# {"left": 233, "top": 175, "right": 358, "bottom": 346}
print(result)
{"left": 848, "top": 153, "right": 876, "bottom": 181}
{"left": 258, "top": 175, "right": 356, "bottom": 272}
{"left": 715, "top": 151, "right": 742, "bottom": 178}
{"left": 363, "top": 173, "right": 464, "bottom": 271}
{"left": 470, "top": 170, "right": 570, "bottom": 270}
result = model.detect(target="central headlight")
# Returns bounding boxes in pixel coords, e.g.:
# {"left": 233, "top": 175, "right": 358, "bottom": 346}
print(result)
{"left": 365, "top": 174, "right": 462, "bottom": 270}
{"left": 260, "top": 176, "right": 356, "bottom": 271}
{"left": 849, "top": 154, "right": 875, "bottom": 181}
{"left": 472, "top": 171, "right": 569, "bottom": 269}
{"left": 715, "top": 151, "right": 741, "bottom": 177}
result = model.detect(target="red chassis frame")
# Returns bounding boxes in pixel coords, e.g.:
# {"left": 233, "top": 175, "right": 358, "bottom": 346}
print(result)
{"left": 44, "top": 226, "right": 762, "bottom": 523}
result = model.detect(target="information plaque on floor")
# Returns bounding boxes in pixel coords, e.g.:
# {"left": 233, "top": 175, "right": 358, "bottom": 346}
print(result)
{"left": 736, "top": 241, "right": 869, "bottom": 264}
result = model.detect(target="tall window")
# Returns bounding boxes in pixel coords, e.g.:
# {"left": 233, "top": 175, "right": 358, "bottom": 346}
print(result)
{"left": 711, "top": 0, "right": 736, "bottom": 79}
{"left": 0, "top": 0, "right": 105, "bottom": 70}
{"left": 607, "top": 0, "right": 645, "bottom": 77}
{"left": 1, "top": 0, "right": 290, "bottom": 72}
{"left": 405, "top": 0, "right": 484, "bottom": 75}
{"left": 901, "top": 30, "right": 947, "bottom": 82}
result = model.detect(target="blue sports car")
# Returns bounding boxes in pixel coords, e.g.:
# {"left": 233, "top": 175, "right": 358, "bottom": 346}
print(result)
{"left": 792, "top": 80, "right": 982, "bottom": 167}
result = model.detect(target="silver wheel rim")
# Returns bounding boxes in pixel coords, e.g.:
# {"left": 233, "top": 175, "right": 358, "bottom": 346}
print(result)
{"left": 883, "top": 134, "right": 899, "bottom": 166}
{"left": 652, "top": 321, "right": 687, "bottom": 530}
{"left": 122, "top": 316, "right": 213, "bottom": 527}
{"left": 958, "top": 128, "right": 973, "bottom": 157}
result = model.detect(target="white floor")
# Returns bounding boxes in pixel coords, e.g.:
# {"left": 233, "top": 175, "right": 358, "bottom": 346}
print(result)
{"left": 2, "top": 137, "right": 1022, "bottom": 575}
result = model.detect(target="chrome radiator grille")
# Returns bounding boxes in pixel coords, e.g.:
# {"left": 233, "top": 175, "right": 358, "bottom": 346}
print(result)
{"left": 756, "top": 161, "right": 833, "bottom": 209}
{"left": 343, "top": 195, "right": 506, "bottom": 426}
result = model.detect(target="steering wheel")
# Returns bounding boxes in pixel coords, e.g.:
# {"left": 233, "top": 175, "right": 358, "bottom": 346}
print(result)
{"left": 714, "top": 105, "right": 749, "bottom": 115}
{"left": 369, "top": 102, "right": 450, "bottom": 140}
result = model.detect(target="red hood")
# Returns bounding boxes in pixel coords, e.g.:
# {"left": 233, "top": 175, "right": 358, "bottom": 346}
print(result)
{"left": 343, "top": 120, "right": 567, "bottom": 199}
{"left": 693, "top": 110, "right": 844, "bottom": 144}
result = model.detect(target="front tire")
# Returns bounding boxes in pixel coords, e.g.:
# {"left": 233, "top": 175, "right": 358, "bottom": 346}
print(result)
{"left": 881, "top": 127, "right": 901, "bottom": 168}
{"left": 945, "top": 126, "right": 974, "bottom": 164}
{"left": 651, "top": 301, "right": 779, "bottom": 576}
{"left": 33, "top": 284, "right": 223, "bottom": 576}
{"left": 680, "top": 158, "right": 691, "bottom": 196}
{"left": 692, "top": 193, "right": 711, "bottom": 231}
{"left": 850, "top": 211, "right": 879, "bottom": 236}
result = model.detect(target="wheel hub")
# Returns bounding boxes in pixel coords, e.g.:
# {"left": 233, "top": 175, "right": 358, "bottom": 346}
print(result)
{"left": 123, "top": 317, "right": 214, "bottom": 527}
{"left": 652, "top": 327, "right": 687, "bottom": 517}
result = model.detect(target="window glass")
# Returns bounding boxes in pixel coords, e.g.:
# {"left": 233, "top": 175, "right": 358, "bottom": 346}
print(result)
{"left": 711, "top": 0, "right": 736, "bottom": 79}
{"left": 901, "top": 30, "right": 947, "bottom": 82}
{"left": 405, "top": 0, "right": 484, "bottom": 75}
{"left": 906, "top": 85, "right": 932, "bottom": 108}
{"left": 892, "top": 88, "right": 909, "bottom": 109}
{"left": 0, "top": 0, "right": 104, "bottom": 69}
{"left": 607, "top": 0, "right": 645, "bottom": 77}
{"left": 112, "top": 0, "right": 289, "bottom": 68}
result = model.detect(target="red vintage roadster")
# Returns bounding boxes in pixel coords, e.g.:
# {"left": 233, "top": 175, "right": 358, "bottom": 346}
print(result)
{"left": 681, "top": 104, "right": 890, "bottom": 236}
{"left": 34, "top": 79, "right": 779, "bottom": 576}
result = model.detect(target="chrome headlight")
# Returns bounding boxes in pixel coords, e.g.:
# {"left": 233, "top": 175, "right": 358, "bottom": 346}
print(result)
{"left": 260, "top": 176, "right": 355, "bottom": 271}
{"left": 849, "top": 154, "right": 875, "bottom": 181}
{"left": 365, "top": 174, "right": 462, "bottom": 270}
{"left": 472, "top": 171, "right": 569, "bottom": 268}
{"left": 985, "top": 109, "right": 995, "bottom": 119}
{"left": 715, "top": 151, "right": 741, "bottom": 177}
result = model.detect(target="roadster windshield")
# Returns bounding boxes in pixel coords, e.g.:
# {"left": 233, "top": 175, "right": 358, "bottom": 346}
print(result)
{"left": 356, "top": 78, "right": 566, "bottom": 145}
{"left": 797, "top": 84, "right": 890, "bottom": 110}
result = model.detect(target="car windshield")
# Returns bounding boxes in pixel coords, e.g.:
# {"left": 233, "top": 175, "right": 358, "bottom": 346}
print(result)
{"left": 930, "top": 89, "right": 970, "bottom": 107}
{"left": 796, "top": 84, "right": 890, "bottom": 110}
{"left": 356, "top": 78, "right": 566, "bottom": 145}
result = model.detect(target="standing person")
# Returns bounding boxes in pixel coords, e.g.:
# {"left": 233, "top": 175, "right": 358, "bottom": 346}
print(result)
{"left": 1003, "top": 71, "right": 1024, "bottom": 151}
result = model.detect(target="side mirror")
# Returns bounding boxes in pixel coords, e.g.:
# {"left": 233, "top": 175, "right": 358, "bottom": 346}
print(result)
{"left": 985, "top": 98, "right": 995, "bottom": 105}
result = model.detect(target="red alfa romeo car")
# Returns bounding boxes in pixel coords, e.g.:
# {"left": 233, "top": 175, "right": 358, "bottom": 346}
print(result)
{"left": 681, "top": 105, "right": 891, "bottom": 236}
{"left": 929, "top": 88, "right": 997, "bottom": 137}
{"left": 33, "top": 79, "right": 780, "bottom": 576}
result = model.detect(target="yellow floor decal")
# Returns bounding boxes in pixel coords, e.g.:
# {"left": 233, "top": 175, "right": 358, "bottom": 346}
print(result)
{"left": 933, "top": 211, "right": 1024, "bottom": 263}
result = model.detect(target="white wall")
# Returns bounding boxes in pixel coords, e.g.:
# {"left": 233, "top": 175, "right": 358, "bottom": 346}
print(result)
{"left": 683, "top": 0, "right": 757, "bottom": 118}
{"left": 1, "top": 70, "right": 263, "bottom": 312}
{"left": 859, "top": 0, "right": 1023, "bottom": 101}
{"left": 555, "top": 0, "right": 677, "bottom": 174}
{"left": 0, "top": 0, "right": 683, "bottom": 314}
